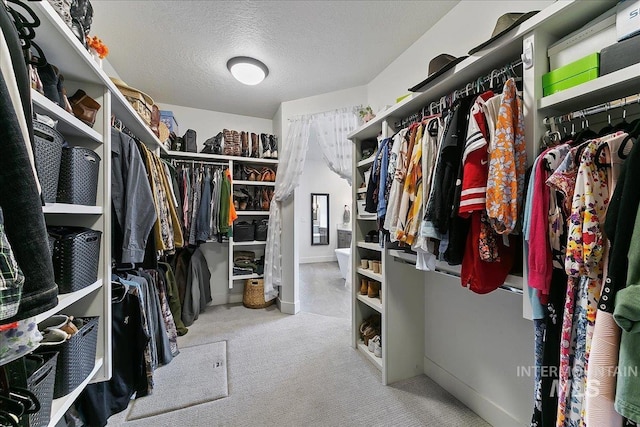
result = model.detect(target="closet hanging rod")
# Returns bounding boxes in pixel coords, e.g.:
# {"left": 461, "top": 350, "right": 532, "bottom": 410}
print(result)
{"left": 395, "top": 58, "right": 523, "bottom": 128}
{"left": 543, "top": 93, "right": 640, "bottom": 126}
{"left": 390, "top": 253, "right": 523, "bottom": 295}
{"left": 169, "top": 158, "right": 228, "bottom": 167}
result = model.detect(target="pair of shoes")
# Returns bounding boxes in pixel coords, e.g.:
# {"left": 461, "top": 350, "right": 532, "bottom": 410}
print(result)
{"left": 259, "top": 167, "right": 276, "bottom": 182}
{"left": 360, "top": 278, "right": 368, "bottom": 295}
{"left": 261, "top": 188, "right": 274, "bottom": 210}
{"left": 260, "top": 134, "right": 279, "bottom": 158}
{"left": 364, "top": 230, "right": 379, "bottom": 243}
{"left": 359, "top": 314, "right": 381, "bottom": 345}
{"left": 233, "top": 189, "right": 252, "bottom": 210}
{"left": 372, "top": 336, "right": 382, "bottom": 358}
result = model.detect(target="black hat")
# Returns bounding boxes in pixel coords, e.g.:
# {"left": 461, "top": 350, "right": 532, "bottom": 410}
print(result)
{"left": 468, "top": 11, "right": 539, "bottom": 55}
{"left": 408, "top": 54, "right": 468, "bottom": 93}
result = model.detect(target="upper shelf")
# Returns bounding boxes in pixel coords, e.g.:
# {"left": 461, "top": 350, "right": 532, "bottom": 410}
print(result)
{"left": 32, "top": 91, "right": 103, "bottom": 143}
{"left": 348, "top": 0, "right": 615, "bottom": 141}
{"left": 30, "top": 1, "right": 166, "bottom": 153}
{"left": 538, "top": 63, "right": 640, "bottom": 113}
{"left": 163, "top": 151, "right": 279, "bottom": 164}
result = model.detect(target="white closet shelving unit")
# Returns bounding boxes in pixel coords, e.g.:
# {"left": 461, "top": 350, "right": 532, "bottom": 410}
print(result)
{"left": 25, "top": 2, "right": 167, "bottom": 425}
{"left": 348, "top": 0, "right": 616, "bottom": 384}
{"left": 161, "top": 150, "right": 278, "bottom": 288}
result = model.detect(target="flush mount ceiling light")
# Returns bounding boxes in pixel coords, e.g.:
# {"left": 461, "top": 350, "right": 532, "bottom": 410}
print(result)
{"left": 227, "top": 56, "right": 269, "bottom": 85}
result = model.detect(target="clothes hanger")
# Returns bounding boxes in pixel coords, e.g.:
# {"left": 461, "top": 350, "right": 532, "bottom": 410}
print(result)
{"left": 598, "top": 104, "right": 614, "bottom": 136}
{"left": 613, "top": 102, "right": 631, "bottom": 132}
{"left": 571, "top": 113, "right": 597, "bottom": 146}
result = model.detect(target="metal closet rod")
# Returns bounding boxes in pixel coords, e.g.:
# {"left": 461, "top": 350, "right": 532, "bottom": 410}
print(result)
{"left": 544, "top": 93, "right": 640, "bottom": 126}
{"left": 169, "top": 158, "right": 228, "bottom": 167}
{"left": 396, "top": 58, "right": 523, "bottom": 128}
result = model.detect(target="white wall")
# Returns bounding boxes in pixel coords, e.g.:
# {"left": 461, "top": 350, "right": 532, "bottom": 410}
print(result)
{"left": 366, "top": 0, "right": 555, "bottom": 113}
{"left": 157, "top": 102, "right": 273, "bottom": 151}
{"left": 297, "top": 149, "right": 351, "bottom": 264}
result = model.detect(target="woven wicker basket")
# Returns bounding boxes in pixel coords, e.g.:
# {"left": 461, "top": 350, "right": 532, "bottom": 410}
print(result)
{"left": 243, "top": 279, "right": 274, "bottom": 309}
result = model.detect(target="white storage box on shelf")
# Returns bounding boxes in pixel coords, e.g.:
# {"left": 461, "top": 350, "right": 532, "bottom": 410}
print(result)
{"left": 548, "top": 6, "right": 617, "bottom": 69}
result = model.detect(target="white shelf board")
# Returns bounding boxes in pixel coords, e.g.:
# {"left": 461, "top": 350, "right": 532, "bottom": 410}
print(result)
{"left": 357, "top": 293, "right": 382, "bottom": 313}
{"left": 357, "top": 241, "right": 383, "bottom": 252}
{"left": 164, "top": 150, "right": 279, "bottom": 164}
{"left": 357, "top": 156, "right": 375, "bottom": 168}
{"left": 388, "top": 249, "right": 417, "bottom": 264}
{"left": 357, "top": 187, "right": 367, "bottom": 194}
{"left": 232, "top": 273, "right": 263, "bottom": 280}
{"left": 357, "top": 342, "right": 382, "bottom": 371}
{"left": 48, "top": 358, "right": 104, "bottom": 427}
{"left": 234, "top": 180, "right": 276, "bottom": 186}
{"left": 357, "top": 267, "right": 383, "bottom": 282}
{"left": 233, "top": 240, "right": 267, "bottom": 246}
{"left": 32, "top": 91, "right": 103, "bottom": 143}
{"left": 538, "top": 63, "right": 640, "bottom": 113}
{"left": 237, "top": 211, "right": 270, "bottom": 216}
{"left": 357, "top": 215, "right": 376, "bottom": 221}
{"left": 42, "top": 203, "right": 103, "bottom": 215}
{"left": 35, "top": 280, "right": 103, "bottom": 324}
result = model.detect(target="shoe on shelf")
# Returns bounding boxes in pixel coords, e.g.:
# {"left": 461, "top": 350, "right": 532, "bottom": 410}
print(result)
{"left": 367, "top": 280, "right": 380, "bottom": 298}
{"left": 360, "top": 258, "right": 369, "bottom": 269}
{"left": 261, "top": 133, "right": 271, "bottom": 158}
{"left": 373, "top": 336, "right": 382, "bottom": 358}
{"left": 360, "top": 278, "right": 368, "bottom": 295}
{"left": 269, "top": 134, "right": 278, "bottom": 159}
{"left": 250, "top": 132, "right": 259, "bottom": 158}
{"left": 368, "top": 334, "right": 379, "bottom": 352}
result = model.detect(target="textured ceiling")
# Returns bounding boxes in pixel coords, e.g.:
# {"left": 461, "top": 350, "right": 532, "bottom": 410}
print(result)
{"left": 91, "top": 1, "right": 459, "bottom": 119}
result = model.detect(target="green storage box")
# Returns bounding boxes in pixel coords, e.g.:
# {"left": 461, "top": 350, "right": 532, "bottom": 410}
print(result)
{"left": 542, "top": 53, "right": 599, "bottom": 96}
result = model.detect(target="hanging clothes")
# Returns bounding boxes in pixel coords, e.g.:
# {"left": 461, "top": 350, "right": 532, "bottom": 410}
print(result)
{"left": 181, "top": 247, "right": 212, "bottom": 327}
{"left": 384, "top": 129, "right": 409, "bottom": 238}
{"left": 111, "top": 128, "right": 157, "bottom": 264}
{"left": 395, "top": 124, "right": 423, "bottom": 244}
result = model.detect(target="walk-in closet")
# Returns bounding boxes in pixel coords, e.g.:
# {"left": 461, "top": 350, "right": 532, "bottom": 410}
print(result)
{"left": 4, "top": 0, "right": 640, "bottom": 426}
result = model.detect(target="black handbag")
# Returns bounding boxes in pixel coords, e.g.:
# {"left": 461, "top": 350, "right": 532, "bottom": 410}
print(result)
{"left": 254, "top": 219, "right": 268, "bottom": 241}
{"left": 182, "top": 129, "right": 197, "bottom": 152}
{"left": 233, "top": 221, "right": 255, "bottom": 242}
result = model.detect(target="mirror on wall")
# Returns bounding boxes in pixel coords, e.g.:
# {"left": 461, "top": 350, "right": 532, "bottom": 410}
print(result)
{"left": 311, "top": 193, "right": 329, "bottom": 245}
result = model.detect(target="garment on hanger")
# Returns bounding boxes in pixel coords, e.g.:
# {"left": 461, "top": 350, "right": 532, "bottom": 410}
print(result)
{"left": 383, "top": 129, "right": 409, "bottom": 237}
{"left": 395, "top": 125, "right": 423, "bottom": 244}
{"left": 111, "top": 128, "right": 157, "bottom": 264}
{"left": 181, "top": 247, "right": 211, "bottom": 327}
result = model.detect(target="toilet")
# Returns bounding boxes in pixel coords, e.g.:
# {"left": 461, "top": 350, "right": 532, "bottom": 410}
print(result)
{"left": 334, "top": 247, "right": 351, "bottom": 280}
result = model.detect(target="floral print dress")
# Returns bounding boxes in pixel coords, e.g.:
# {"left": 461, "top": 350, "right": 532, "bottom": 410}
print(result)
{"left": 556, "top": 136, "right": 616, "bottom": 427}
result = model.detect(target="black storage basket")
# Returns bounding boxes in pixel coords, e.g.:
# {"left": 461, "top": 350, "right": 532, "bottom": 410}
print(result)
{"left": 254, "top": 219, "right": 268, "bottom": 241}
{"left": 41, "top": 317, "right": 99, "bottom": 399}
{"left": 26, "top": 352, "right": 58, "bottom": 427}
{"left": 233, "top": 221, "right": 255, "bottom": 242}
{"left": 49, "top": 227, "right": 102, "bottom": 293}
{"left": 32, "top": 120, "right": 64, "bottom": 203}
{"left": 57, "top": 147, "right": 101, "bottom": 205}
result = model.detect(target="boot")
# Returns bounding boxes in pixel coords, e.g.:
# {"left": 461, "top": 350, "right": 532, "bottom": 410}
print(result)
{"left": 269, "top": 135, "right": 278, "bottom": 159}
{"left": 240, "top": 131, "right": 249, "bottom": 157}
{"left": 261, "top": 133, "right": 271, "bottom": 158}
{"left": 232, "top": 130, "right": 241, "bottom": 156}
{"left": 223, "top": 129, "right": 234, "bottom": 155}
{"left": 250, "top": 133, "right": 259, "bottom": 158}
{"left": 202, "top": 132, "right": 223, "bottom": 154}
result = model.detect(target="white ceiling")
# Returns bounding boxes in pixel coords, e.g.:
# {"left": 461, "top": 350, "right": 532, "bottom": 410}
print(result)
{"left": 91, "top": 1, "right": 459, "bottom": 119}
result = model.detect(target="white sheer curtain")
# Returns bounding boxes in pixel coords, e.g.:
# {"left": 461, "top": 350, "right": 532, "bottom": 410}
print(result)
{"left": 263, "top": 107, "right": 360, "bottom": 302}
{"left": 263, "top": 116, "right": 312, "bottom": 301}
{"left": 313, "top": 107, "right": 360, "bottom": 184}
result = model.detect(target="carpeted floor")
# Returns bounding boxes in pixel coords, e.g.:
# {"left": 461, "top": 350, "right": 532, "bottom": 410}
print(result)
{"left": 106, "top": 263, "right": 490, "bottom": 427}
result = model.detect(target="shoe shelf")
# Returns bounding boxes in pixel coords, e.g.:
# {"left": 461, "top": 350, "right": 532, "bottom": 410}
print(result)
{"left": 232, "top": 240, "right": 267, "bottom": 246}
{"left": 357, "top": 156, "right": 376, "bottom": 168}
{"left": 232, "top": 273, "right": 263, "bottom": 280}
{"left": 42, "top": 203, "right": 103, "bottom": 215}
{"left": 357, "top": 267, "right": 383, "bottom": 282}
{"left": 234, "top": 180, "right": 276, "bottom": 187}
{"left": 357, "top": 215, "right": 376, "bottom": 221}
{"left": 47, "top": 357, "right": 104, "bottom": 427}
{"left": 35, "top": 280, "right": 103, "bottom": 324}
{"left": 357, "top": 293, "right": 382, "bottom": 313}
{"left": 31, "top": 90, "right": 103, "bottom": 143}
{"left": 164, "top": 150, "right": 279, "bottom": 164}
{"left": 357, "top": 341, "right": 383, "bottom": 371}
{"left": 357, "top": 241, "right": 383, "bottom": 252}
